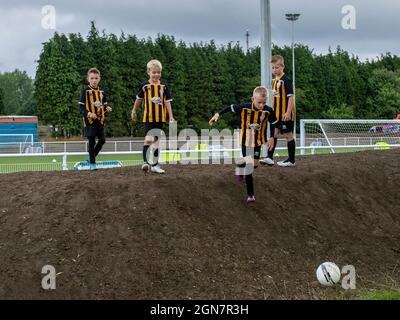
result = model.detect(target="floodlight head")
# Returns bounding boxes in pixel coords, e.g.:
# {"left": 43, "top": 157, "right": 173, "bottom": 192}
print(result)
{"left": 285, "top": 13, "right": 301, "bottom": 21}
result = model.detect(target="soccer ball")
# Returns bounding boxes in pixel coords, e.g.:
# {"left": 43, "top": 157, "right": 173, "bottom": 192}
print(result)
{"left": 316, "top": 262, "right": 341, "bottom": 286}
{"left": 52, "top": 159, "right": 57, "bottom": 163}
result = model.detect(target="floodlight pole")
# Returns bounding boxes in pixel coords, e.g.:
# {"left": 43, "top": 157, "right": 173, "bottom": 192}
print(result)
{"left": 285, "top": 13, "right": 300, "bottom": 139}
{"left": 260, "top": 0, "right": 272, "bottom": 107}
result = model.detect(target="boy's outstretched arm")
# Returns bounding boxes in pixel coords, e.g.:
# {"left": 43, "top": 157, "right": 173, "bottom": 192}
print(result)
{"left": 209, "top": 104, "right": 242, "bottom": 125}
{"left": 208, "top": 113, "right": 220, "bottom": 125}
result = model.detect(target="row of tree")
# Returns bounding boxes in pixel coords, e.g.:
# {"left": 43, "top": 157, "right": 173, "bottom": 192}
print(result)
{"left": 3, "top": 22, "right": 400, "bottom": 137}
{"left": 0, "top": 70, "right": 35, "bottom": 116}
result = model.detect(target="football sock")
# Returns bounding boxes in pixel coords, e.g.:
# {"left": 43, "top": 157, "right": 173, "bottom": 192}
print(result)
{"left": 153, "top": 148, "right": 159, "bottom": 166}
{"left": 143, "top": 145, "right": 150, "bottom": 163}
{"left": 245, "top": 174, "right": 254, "bottom": 196}
{"left": 267, "top": 138, "right": 278, "bottom": 159}
{"left": 288, "top": 139, "right": 296, "bottom": 163}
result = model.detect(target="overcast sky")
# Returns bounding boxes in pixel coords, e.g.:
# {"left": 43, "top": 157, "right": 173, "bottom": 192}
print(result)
{"left": 0, "top": 0, "right": 399, "bottom": 77}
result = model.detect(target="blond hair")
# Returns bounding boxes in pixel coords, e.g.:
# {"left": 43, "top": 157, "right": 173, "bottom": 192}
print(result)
{"left": 87, "top": 67, "right": 100, "bottom": 76}
{"left": 147, "top": 59, "right": 163, "bottom": 72}
{"left": 271, "top": 55, "right": 285, "bottom": 66}
{"left": 253, "top": 86, "right": 269, "bottom": 99}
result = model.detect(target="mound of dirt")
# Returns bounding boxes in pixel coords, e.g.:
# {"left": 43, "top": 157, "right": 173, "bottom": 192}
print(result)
{"left": 0, "top": 150, "right": 399, "bottom": 299}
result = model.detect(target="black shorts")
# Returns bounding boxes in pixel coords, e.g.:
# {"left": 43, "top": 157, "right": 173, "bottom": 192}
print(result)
{"left": 241, "top": 145, "right": 261, "bottom": 160}
{"left": 85, "top": 123, "right": 105, "bottom": 139}
{"left": 144, "top": 122, "right": 165, "bottom": 137}
{"left": 276, "top": 121, "right": 294, "bottom": 134}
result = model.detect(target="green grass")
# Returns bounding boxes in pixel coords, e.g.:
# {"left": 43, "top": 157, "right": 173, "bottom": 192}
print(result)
{"left": 0, "top": 151, "right": 242, "bottom": 165}
{"left": 270, "top": 146, "right": 382, "bottom": 158}
{"left": 349, "top": 273, "right": 400, "bottom": 301}
{"left": 0, "top": 154, "right": 144, "bottom": 173}
{"left": 355, "top": 290, "right": 400, "bottom": 300}
{"left": 301, "top": 146, "right": 387, "bottom": 155}
{"left": 0, "top": 154, "right": 142, "bottom": 164}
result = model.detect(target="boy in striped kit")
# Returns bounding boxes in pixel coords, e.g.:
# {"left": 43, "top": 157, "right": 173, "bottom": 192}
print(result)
{"left": 131, "top": 60, "right": 175, "bottom": 174}
{"left": 79, "top": 68, "right": 112, "bottom": 171}
{"left": 209, "top": 86, "right": 277, "bottom": 204}
{"left": 260, "top": 55, "right": 296, "bottom": 167}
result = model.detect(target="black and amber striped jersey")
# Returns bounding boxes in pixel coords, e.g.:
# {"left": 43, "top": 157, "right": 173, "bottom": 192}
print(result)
{"left": 79, "top": 85, "right": 109, "bottom": 127}
{"left": 219, "top": 103, "right": 278, "bottom": 147}
{"left": 136, "top": 81, "right": 172, "bottom": 123}
{"left": 271, "top": 74, "right": 294, "bottom": 121}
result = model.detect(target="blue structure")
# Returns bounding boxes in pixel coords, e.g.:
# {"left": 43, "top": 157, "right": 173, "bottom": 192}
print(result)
{"left": 73, "top": 160, "right": 123, "bottom": 171}
{"left": 0, "top": 116, "right": 38, "bottom": 143}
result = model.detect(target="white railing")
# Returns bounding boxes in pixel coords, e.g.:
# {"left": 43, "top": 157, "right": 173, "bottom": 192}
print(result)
{"left": 2, "top": 135, "right": 400, "bottom": 156}
{"left": 0, "top": 139, "right": 241, "bottom": 155}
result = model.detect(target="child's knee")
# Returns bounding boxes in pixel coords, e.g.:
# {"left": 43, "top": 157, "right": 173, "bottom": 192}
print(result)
{"left": 144, "top": 137, "right": 153, "bottom": 145}
{"left": 285, "top": 132, "right": 294, "bottom": 140}
{"left": 152, "top": 138, "right": 160, "bottom": 147}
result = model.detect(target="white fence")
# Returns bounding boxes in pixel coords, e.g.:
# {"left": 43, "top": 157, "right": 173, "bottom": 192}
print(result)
{"left": 0, "top": 139, "right": 243, "bottom": 154}
{"left": 0, "top": 140, "right": 146, "bottom": 155}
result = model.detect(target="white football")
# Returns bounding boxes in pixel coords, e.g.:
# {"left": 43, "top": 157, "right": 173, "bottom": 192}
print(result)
{"left": 316, "top": 262, "right": 341, "bottom": 286}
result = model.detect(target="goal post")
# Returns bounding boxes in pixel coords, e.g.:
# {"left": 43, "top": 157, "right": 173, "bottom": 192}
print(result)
{"left": 0, "top": 134, "right": 33, "bottom": 143}
{"left": 299, "top": 119, "right": 400, "bottom": 155}
{"left": 0, "top": 134, "right": 34, "bottom": 154}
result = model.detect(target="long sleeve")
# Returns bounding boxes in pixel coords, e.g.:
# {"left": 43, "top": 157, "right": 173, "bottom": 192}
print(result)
{"left": 135, "top": 83, "right": 145, "bottom": 101}
{"left": 285, "top": 76, "right": 294, "bottom": 97}
{"left": 218, "top": 104, "right": 243, "bottom": 116}
{"left": 268, "top": 108, "right": 278, "bottom": 137}
{"left": 164, "top": 84, "right": 173, "bottom": 102}
{"left": 101, "top": 91, "right": 108, "bottom": 107}
{"left": 79, "top": 89, "right": 88, "bottom": 117}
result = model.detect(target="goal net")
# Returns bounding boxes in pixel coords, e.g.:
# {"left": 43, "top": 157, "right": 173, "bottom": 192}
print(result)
{"left": 299, "top": 119, "right": 400, "bottom": 155}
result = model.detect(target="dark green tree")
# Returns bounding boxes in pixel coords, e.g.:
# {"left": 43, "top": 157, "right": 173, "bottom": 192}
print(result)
{"left": 35, "top": 33, "right": 80, "bottom": 137}
{"left": 0, "top": 70, "right": 35, "bottom": 115}
{"left": 32, "top": 24, "right": 400, "bottom": 136}
{"left": 0, "top": 88, "right": 4, "bottom": 114}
